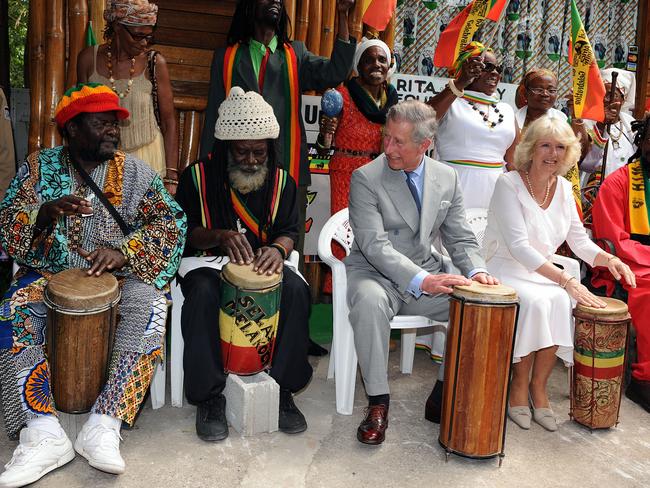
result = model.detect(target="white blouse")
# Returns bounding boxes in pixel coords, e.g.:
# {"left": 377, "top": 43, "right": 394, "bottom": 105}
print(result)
{"left": 483, "top": 171, "right": 601, "bottom": 272}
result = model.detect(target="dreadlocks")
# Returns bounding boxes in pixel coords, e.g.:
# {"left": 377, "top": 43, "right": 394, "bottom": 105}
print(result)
{"left": 227, "top": 0, "right": 292, "bottom": 46}
{"left": 629, "top": 114, "right": 650, "bottom": 164}
{"left": 207, "top": 138, "right": 280, "bottom": 243}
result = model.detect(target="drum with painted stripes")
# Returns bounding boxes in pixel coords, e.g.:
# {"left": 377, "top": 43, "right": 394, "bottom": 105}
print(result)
{"left": 219, "top": 263, "right": 282, "bottom": 375}
{"left": 571, "top": 297, "right": 631, "bottom": 429}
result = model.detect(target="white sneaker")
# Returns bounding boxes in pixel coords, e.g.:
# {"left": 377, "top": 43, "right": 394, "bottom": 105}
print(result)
{"left": 0, "top": 427, "right": 74, "bottom": 488}
{"left": 74, "top": 419, "right": 125, "bottom": 475}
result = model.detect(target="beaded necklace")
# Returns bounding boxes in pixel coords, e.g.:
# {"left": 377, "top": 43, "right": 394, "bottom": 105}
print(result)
{"left": 106, "top": 38, "right": 136, "bottom": 99}
{"left": 465, "top": 98, "right": 505, "bottom": 129}
{"left": 524, "top": 171, "right": 551, "bottom": 207}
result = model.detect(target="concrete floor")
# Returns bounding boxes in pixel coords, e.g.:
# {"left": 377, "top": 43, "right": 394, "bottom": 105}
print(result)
{"left": 1, "top": 348, "right": 649, "bottom": 488}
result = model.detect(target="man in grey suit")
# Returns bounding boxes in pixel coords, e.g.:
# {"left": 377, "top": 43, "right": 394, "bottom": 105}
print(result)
{"left": 346, "top": 100, "right": 498, "bottom": 445}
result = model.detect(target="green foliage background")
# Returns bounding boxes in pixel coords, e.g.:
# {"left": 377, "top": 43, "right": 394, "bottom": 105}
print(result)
{"left": 8, "top": 0, "right": 28, "bottom": 87}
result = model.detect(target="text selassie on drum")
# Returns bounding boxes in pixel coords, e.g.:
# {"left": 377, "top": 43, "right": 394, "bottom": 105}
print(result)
{"left": 44, "top": 269, "right": 120, "bottom": 414}
{"left": 571, "top": 297, "right": 631, "bottom": 430}
{"left": 439, "top": 282, "right": 519, "bottom": 465}
{"left": 219, "top": 262, "right": 282, "bottom": 375}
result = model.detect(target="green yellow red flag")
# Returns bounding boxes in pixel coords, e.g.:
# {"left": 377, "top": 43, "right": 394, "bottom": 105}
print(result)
{"left": 568, "top": 0, "right": 605, "bottom": 121}
{"left": 361, "top": 0, "right": 397, "bottom": 32}
{"left": 433, "top": 0, "right": 508, "bottom": 68}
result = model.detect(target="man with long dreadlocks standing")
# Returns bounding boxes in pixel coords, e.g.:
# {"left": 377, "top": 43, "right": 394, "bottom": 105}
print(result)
{"left": 176, "top": 88, "right": 312, "bottom": 441}
{"left": 592, "top": 114, "right": 650, "bottom": 413}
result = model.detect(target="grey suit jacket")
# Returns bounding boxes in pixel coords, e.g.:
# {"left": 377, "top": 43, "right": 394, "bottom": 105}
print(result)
{"left": 345, "top": 154, "right": 485, "bottom": 300}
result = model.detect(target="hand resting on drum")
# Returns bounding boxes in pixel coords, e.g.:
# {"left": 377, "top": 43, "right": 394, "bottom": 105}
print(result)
{"left": 421, "top": 273, "right": 472, "bottom": 295}
{"left": 470, "top": 272, "right": 500, "bottom": 286}
{"left": 254, "top": 246, "right": 283, "bottom": 275}
{"left": 78, "top": 248, "right": 127, "bottom": 276}
{"left": 220, "top": 230, "right": 255, "bottom": 265}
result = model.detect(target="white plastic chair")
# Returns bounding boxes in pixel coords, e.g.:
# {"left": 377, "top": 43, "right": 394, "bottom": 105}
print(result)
{"left": 169, "top": 252, "right": 300, "bottom": 408}
{"left": 318, "top": 208, "right": 447, "bottom": 415}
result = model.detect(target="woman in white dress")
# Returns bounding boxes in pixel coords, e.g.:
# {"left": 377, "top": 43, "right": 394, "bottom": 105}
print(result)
{"left": 427, "top": 41, "right": 518, "bottom": 209}
{"left": 483, "top": 116, "right": 636, "bottom": 431}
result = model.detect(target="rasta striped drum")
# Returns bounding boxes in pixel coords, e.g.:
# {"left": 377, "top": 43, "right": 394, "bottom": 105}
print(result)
{"left": 219, "top": 263, "right": 282, "bottom": 375}
{"left": 571, "top": 297, "right": 631, "bottom": 430}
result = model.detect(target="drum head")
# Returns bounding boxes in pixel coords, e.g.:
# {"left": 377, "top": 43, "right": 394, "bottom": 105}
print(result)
{"left": 45, "top": 269, "right": 120, "bottom": 312}
{"left": 222, "top": 262, "right": 282, "bottom": 289}
{"left": 452, "top": 281, "right": 518, "bottom": 303}
{"left": 575, "top": 297, "right": 629, "bottom": 320}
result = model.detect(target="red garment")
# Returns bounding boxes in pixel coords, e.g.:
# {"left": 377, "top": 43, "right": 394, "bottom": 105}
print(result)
{"left": 325, "top": 85, "right": 385, "bottom": 293}
{"left": 592, "top": 165, "right": 650, "bottom": 381}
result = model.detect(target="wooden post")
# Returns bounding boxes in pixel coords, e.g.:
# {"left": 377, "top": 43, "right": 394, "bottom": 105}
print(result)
{"left": 27, "top": 0, "right": 46, "bottom": 152}
{"left": 635, "top": 0, "right": 650, "bottom": 118}
{"left": 88, "top": 0, "right": 106, "bottom": 43}
{"left": 0, "top": 0, "right": 10, "bottom": 92}
{"left": 348, "top": 0, "right": 364, "bottom": 42}
{"left": 320, "top": 0, "right": 336, "bottom": 57}
{"left": 66, "top": 0, "right": 88, "bottom": 87}
{"left": 284, "top": 0, "right": 296, "bottom": 39}
{"left": 295, "top": 0, "right": 310, "bottom": 43}
{"left": 380, "top": 14, "right": 396, "bottom": 51}
{"left": 42, "top": 0, "right": 65, "bottom": 148}
{"left": 306, "top": 0, "right": 321, "bottom": 56}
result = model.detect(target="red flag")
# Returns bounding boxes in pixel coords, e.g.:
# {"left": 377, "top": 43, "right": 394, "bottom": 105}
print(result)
{"left": 486, "top": 0, "right": 508, "bottom": 22}
{"left": 361, "top": 0, "right": 397, "bottom": 32}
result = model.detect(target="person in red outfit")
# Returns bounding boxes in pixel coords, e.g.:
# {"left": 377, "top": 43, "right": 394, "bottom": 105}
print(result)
{"left": 592, "top": 114, "right": 650, "bottom": 412}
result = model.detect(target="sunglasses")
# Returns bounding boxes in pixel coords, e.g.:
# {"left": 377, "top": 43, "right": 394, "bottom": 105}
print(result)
{"left": 527, "top": 87, "right": 559, "bottom": 96}
{"left": 481, "top": 62, "right": 503, "bottom": 74}
{"left": 121, "top": 25, "right": 155, "bottom": 44}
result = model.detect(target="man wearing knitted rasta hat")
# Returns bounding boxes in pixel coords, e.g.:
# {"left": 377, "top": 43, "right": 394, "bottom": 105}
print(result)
{"left": 176, "top": 87, "right": 312, "bottom": 441}
{"left": 0, "top": 82, "right": 186, "bottom": 487}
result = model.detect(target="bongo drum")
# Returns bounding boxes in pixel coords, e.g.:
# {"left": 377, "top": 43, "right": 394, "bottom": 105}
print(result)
{"left": 439, "top": 282, "right": 519, "bottom": 465}
{"left": 44, "top": 269, "right": 120, "bottom": 414}
{"left": 571, "top": 297, "right": 631, "bottom": 430}
{"left": 219, "top": 263, "right": 282, "bottom": 375}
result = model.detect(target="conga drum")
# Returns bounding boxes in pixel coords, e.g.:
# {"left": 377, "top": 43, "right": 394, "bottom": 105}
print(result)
{"left": 44, "top": 269, "right": 120, "bottom": 414}
{"left": 219, "top": 263, "right": 282, "bottom": 375}
{"left": 571, "top": 297, "right": 631, "bottom": 430}
{"left": 439, "top": 282, "right": 519, "bottom": 465}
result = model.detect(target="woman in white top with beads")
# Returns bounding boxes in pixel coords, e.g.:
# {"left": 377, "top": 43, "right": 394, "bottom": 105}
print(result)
{"left": 427, "top": 41, "right": 518, "bottom": 209}
{"left": 483, "top": 116, "right": 636, "bottom": 432}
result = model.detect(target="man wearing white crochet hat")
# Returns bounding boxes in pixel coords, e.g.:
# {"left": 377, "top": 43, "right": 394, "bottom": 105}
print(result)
{"left": 176, "top": 87, "right": 312, "bottom": 441}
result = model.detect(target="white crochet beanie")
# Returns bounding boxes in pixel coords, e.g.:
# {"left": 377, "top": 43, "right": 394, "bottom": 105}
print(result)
{"left": 214, "top": 86, "right": 280, "bottom": 141}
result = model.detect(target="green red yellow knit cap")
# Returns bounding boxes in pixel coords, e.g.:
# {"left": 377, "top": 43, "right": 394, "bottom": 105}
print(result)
{"left": 54, "top": 83, "right": 130, "bottom": 128}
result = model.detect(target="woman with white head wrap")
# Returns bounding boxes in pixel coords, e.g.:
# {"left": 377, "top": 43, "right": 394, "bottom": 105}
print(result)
{"left": 76, "top": 0, "right": 179, "bottom": 195}
{"left": 317, "top": 37, "right": 398, "bottom": 292}
{"left": 581, "top": 68, "right": 638, "bottom": 183}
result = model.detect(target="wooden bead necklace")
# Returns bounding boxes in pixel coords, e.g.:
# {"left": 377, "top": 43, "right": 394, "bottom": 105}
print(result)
{"left": 106, "top": 38, "right": 136, "bottom": 99}
{"left": 466, "top": 99, "right": 505, "bottom": 129}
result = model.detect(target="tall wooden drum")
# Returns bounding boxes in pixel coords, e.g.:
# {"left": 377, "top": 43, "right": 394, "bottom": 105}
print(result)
{"left": 571, "top": 297, "right": 631, "bottom": 430}
{"left": 44, "top": 269, "right": 120, "bottom": 414}
{"left": 439, "top": 282, "right": 519, "bottom": 465}
{"left": 219, "top": 263, "right": 282, "bottom": 375}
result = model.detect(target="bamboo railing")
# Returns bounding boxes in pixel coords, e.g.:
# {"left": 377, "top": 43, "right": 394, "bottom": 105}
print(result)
{"left": 27, "top": 0, "right": 45, "bottom": 151}
{"left": 66, "top": 0, "right": 88, "bottom": 87}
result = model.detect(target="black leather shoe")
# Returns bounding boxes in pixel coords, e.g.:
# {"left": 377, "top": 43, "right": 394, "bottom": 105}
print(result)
{"left": 425, "top": 380, "right": 443, "bottom": 424}
{"left": 196, "top": 394, "right": 229, "bottom": 442}
{"left": 626, "top": 378, "right": 650, "bottom": 413}
{"left": 279, "top": 389, "right": 308, "bottom": 434}
{"left": 308, "top": 339, "right": 329, "bottom": 357}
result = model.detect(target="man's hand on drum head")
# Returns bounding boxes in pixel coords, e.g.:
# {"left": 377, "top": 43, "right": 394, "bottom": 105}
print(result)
{"left": 471, "top": 272, "right": 500, "bottom": 286}
{"left": 40, "top": 195, "right": 93, "bottom": 221}
{"left": 78, "top": 248, "right": 128, "bottom": 276}
{"left": 421, "top": 273, "right": 472, "bottom": 295}
{"left": 253, "top": 246, "right": 283, "bottom": 275}
{"left": 221, "top": 230, "right": 255, "bottom": 265}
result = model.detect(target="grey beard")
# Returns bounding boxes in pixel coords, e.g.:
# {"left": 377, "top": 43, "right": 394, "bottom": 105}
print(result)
{"left": 227, "top": 154, "right": 269, "bottom": 194}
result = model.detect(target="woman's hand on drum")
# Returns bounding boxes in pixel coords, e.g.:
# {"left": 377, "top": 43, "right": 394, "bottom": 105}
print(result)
{"left": 565, "top": 279, "right": 607, "bottom": 308}
{"left": 606, "top": 257, "right": 636, "bottom": 288}
{"left": 78, "top": 248, "right": 127, "bottom": 276}
{"left": 221, "top": 230, "right": 255, "bottom": 265}
{"left": 471, "top": 272, "right": 500, "bottom": 285}
{"left": 253, "top": 247, "right": 283, "bottom": 275}
{"left": 421, "top": 273, "right": 472, "bottom": 295}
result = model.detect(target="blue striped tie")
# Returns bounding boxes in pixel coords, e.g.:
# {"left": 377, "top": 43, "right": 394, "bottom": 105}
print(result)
{"left": 405, "top": 171, "right": 421, "bottom": 214}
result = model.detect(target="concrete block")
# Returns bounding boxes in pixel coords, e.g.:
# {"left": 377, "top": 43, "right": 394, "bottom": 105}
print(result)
{"left": 223, "top": 372, "right": 279, "bottom": 436}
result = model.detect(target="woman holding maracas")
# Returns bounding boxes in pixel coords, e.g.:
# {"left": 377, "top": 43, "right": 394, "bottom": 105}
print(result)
{"left": 318, "top": 37, "right": 398, "bottom": 217}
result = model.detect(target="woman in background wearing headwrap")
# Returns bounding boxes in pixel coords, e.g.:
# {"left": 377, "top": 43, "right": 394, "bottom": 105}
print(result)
{"left": 581, "top": 68, "right": 637, "bottom": 183}
{"left": 427, "top": 41, "right": 518, "bottom": 209}
{"left": 515, "top": 68, "right": 590, "bottom": 215}
{"left": 77, "top": 0, "right": 178, "bottom": 194}
{"left": 317, "top": 37, "right": 398, "bottom": 293}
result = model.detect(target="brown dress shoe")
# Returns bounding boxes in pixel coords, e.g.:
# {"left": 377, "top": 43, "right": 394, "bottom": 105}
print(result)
{"left": 357, "top": 404, "right": 389, "bottom": 445}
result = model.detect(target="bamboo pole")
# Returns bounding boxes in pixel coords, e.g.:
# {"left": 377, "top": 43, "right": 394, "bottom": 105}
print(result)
{"left": 89, "top": 0, "right": 106, "bottom": 43}
{"left": 306, "top": 0, "right": 321, "bottom": 55}
{"left": 295, "top": 0, "right": 310, "bottom": 43}
{"left": 320, "top": 0, "right": 336, "bottom": 57}
{"left": 348, "top": 0, "right": 364, "bottom": 42}
{"left": 27, "top": 0, "right": 46, "bottom": 152}
{"left": 284, "top": 0, "right": 296, "bottom": 39}
{"left": 66, "top": 0, "right": 88, "bottom": 87}
{"left": 380, "top": 14, "right": 396, "bottom": 51}
{"left": 42, "top": 0, "right": 65, "bottom": 148}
